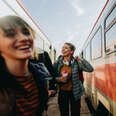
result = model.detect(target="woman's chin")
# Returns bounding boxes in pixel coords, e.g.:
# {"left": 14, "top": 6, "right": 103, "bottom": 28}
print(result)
{"left": 20, "top": 53, "right": 33, "bottom": 60}
{"left": 62, "top": 54, "right": 68, "bottom": 57}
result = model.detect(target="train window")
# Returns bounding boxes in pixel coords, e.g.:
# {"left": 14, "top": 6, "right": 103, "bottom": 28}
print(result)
{"left": 80, "top": 51, "right": 84, "bottom": 58}
{"left": 91, "top": 27, "right": 102, "bottom": 60}
{"left": 105, "top": 23, "right": 116, "bottom": 53}
{"left": 105, "top": 5, "right": 116, "bottom": 28}
{"left": 83, "top": 50, "right": 86, "bottom": 59}
{"left": 44, "top": 41, "right": 50, "bottom": 53}
{"left": 105, "top": 5, "right": 116, "bottom": 54}
{"left": 85, "top": 44, "right": 91, "bottom": 61}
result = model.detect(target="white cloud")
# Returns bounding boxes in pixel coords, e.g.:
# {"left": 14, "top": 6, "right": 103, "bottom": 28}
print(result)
{"left": 68, "top": 0, "right": 85, "bottom": 16}
{"left": 72, "top": 3, "right": 84, "bottom": 16}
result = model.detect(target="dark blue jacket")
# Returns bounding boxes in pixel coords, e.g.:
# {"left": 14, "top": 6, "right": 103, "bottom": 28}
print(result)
{"left": 0, "top": 61, "right": 48, "bottom": 116}
{"left": 30, "top": 51, "right": 57, "bottom": 91}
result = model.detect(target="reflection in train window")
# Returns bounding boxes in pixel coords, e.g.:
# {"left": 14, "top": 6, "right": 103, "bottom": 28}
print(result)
{"left": 91, "top": 27, "right": 102, "bottom": 59}
{"left": 105, "top": 23, "right": 116, "bottom": 52}
{"left": 105, "top": 5, "right": 116, "bottom": 28}
{"left": 85, "top": 44, "right": 91, "bottom": 61}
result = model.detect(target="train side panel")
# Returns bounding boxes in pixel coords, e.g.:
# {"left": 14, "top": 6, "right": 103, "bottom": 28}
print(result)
{"left": 81, "top": 0, "right": 116, "bottom": 115}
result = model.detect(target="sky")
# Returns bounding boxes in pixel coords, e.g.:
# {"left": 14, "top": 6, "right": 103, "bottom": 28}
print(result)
{"left": 20, "top": 0, "right": 107, "bottom": 56}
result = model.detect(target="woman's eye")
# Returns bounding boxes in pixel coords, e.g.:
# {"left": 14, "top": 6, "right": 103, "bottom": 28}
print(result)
{"left": 4, "top": 29, "right": 16, "bottom": 37}
{"left": 22, "top": 28, "right": 30, "bottom": 35}
{"left": 22, "top": 31, "right": 30, "bottom": 35}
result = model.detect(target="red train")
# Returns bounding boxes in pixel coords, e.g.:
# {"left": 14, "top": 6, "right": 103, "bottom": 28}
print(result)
{"left": 80, "top": 0, "right": 116, "bottom": 115}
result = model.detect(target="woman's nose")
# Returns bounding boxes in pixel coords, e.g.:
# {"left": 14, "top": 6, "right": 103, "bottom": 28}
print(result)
{"left": 18, "top": 33, "right": 30, "bottom": 42}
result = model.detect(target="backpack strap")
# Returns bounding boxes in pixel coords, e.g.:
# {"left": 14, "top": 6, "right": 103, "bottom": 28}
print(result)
{"left": 75, "top": 57, "right": 84, "bottom": 84}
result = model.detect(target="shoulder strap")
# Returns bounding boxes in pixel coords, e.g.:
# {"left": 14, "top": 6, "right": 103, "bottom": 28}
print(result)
{"left": 75, "top": 58, "right": 84, "bottom": 84}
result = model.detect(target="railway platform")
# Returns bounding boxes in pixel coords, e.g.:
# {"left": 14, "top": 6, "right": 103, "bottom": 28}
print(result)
{"left": 46, "top": 94, "right": 91, "bottom": 116}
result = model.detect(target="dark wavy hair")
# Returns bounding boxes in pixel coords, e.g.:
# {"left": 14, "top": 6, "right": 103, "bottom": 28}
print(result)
{"left": 64, "top": 42, "right": 76, "bottom": 51}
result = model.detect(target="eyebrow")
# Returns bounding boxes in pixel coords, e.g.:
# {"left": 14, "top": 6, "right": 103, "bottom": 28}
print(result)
{"left": 22, "top": 27, "right": 29, "bottom": 31}
{"left": 3, "top": 28, "right": 15, "bottom": 33}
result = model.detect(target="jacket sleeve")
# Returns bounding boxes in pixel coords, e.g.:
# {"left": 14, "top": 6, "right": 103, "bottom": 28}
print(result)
{"left": 44, "top": 52, "right": 57, "bottom": 90}
{"left": 78, "top": 58, "right": 94, "bottom": 72}
{"left": 0, "top": 88, "right": 15, "bottom": 116}
{"left": 53, "top": 61, "right": 61, "bottom": 83}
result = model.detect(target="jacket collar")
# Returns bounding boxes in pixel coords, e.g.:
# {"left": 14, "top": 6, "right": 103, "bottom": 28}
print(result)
{"left": 58, "top": 55, "right": 75, "bottom": 65}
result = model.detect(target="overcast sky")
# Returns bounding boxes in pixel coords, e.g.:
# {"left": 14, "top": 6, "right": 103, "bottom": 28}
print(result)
{"left": 20, "top": 0, "right": 107, "bottom": 56}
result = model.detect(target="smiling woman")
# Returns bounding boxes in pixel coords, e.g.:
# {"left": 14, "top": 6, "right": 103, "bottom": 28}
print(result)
{"left": 0, "top": 15, "right": 34, "bottom": 61}
{"left": 53, "top": 42, "right": 93, "bottom": 116}
{"left": 0, "top": 15, "right": 48, "bottom": 116}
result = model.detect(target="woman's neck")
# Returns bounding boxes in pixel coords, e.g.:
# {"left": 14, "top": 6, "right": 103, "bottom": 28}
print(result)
{"left": 63, "top": 56, "right": 71, "bottom": 62}
{"left": 4, "top": 59, "right": 29, "bottom": 76}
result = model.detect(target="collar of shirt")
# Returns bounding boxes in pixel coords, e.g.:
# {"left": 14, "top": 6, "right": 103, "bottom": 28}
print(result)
{"left": 63, "top": 61, "right": 70, "bottom": 65}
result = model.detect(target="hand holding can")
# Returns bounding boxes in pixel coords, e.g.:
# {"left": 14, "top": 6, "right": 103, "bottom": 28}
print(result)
{"left": 59, "top": 71, "right": 69, "bottom": 83}
{"left": 62, "top": 71, "right": 68, "bottom": 79}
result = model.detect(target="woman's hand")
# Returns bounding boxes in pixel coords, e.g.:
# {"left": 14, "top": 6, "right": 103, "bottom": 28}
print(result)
{"left": 75, "top": 56, "right": 82, "bottom": 61}
{"left": 48, "top": 90, "right": 55, "bottom": 97}
{"left": 59, "top": 76, "right": 67, "bottom": 83}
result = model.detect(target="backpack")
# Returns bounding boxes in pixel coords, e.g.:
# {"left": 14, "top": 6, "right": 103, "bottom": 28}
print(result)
{"left": 75, "top": 56, "right": 84, "bottom": 84}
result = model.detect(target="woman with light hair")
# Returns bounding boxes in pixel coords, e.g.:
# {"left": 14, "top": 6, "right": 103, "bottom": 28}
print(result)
{"left": 0, "top": 15, "right": 48, "bottom": 116}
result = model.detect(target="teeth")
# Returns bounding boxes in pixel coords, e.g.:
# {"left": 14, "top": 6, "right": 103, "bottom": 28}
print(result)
{"left": 19, "top": 45, "right": 30, "bottom": 50}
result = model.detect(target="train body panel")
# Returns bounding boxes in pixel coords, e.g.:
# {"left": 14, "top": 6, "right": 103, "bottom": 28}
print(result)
{"left": 81, "top": 0, "right": 116, "bottom": 115}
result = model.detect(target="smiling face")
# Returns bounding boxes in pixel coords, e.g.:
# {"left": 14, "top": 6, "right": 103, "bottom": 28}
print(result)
{"left": 61, "top": 43, "right": 73, "bottom": 57}
{"left": 0, "top": 26, "right": 33, "bottom": 61}
{"left": 0, "top": 16, "right": 34, "bottom": 61}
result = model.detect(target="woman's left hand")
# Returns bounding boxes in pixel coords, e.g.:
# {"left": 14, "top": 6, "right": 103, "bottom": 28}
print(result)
{"left": 48, "top": 90, "right": 55, "bottom": 97}
{"left": 75, "top": 56, "right": 82, "bottom": 61}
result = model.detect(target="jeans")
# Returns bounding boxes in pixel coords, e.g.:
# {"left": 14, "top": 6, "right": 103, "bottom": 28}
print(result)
{"left": 58, "top": 90, "right": 80, "bottom": 116}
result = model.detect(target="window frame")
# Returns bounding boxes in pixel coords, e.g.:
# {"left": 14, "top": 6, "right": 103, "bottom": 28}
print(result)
{"left": 104, "top": 3, "right": 116, "bottom": 55}
{"left": 85, "top": 43, "right": 91, "bottom": 62}
{"left": 91, "top": 26, "right": 102, "bottom": 60}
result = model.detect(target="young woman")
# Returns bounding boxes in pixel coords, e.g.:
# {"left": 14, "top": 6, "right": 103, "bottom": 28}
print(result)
{"left": 0, "top": 15, "right": 48, "bottom": 116}
{"left": 53, "top": 42, "right": 93, "bottom": 116}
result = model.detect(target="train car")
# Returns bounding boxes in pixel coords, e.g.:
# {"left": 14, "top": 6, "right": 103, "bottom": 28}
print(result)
{"left": 0, "top": 0, "right": 56, "bottom": 63}
{"left": 80, "top": 0, "right": 116, "bottom": 115}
